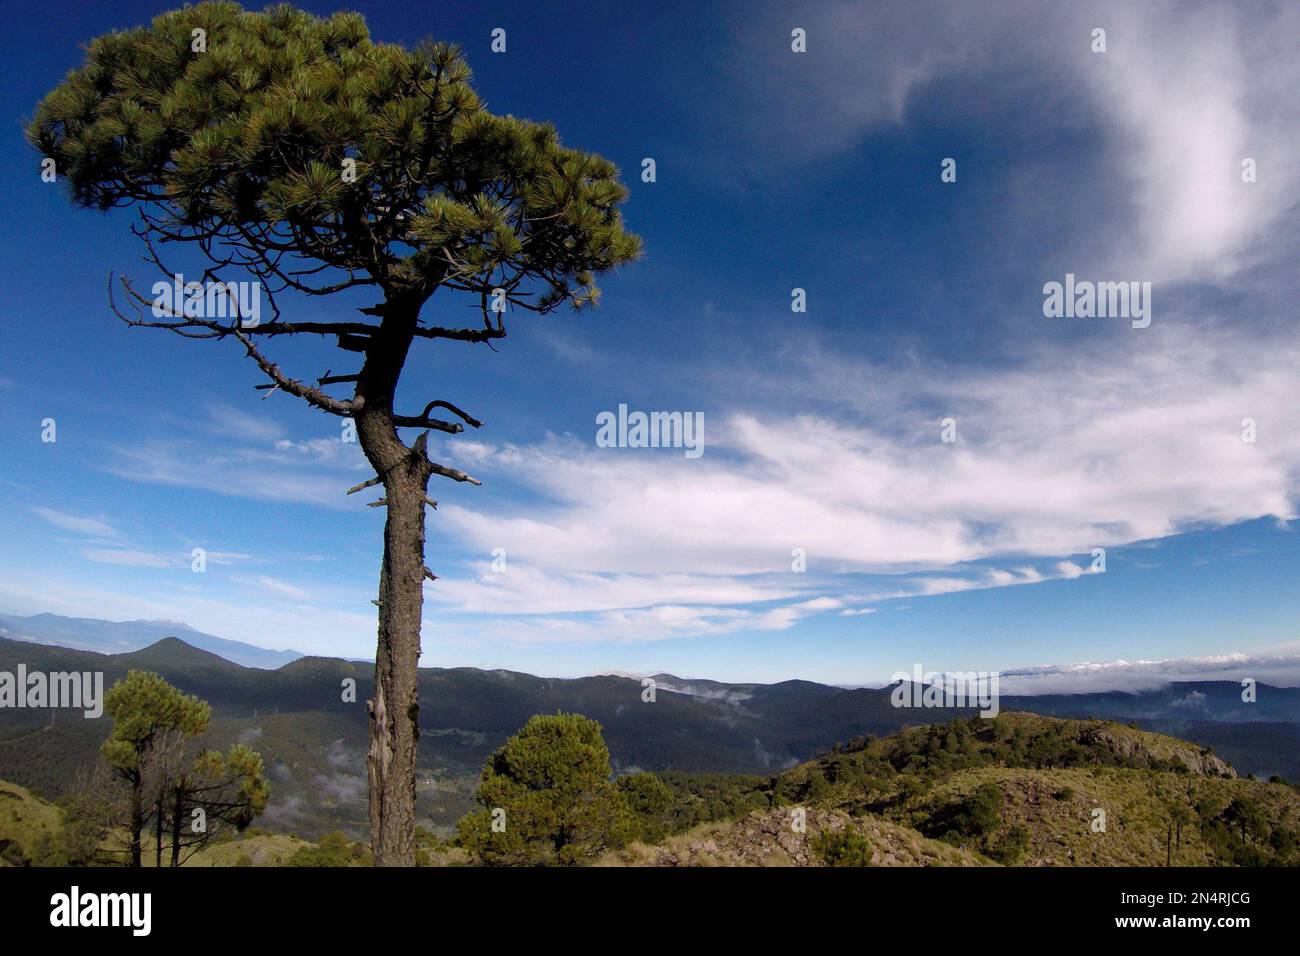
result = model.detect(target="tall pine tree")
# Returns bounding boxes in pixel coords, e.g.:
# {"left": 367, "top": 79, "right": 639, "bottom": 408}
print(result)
{"left": 29, "top": 2, "right": 640, "bottom": 865}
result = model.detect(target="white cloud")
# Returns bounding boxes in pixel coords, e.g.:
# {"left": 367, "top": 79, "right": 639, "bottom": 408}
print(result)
{"left": 201, "top": 402, "right": 286, "bottom": 444}
{"left": 429, "top": 564, "right": 802, "bottom": 616}
{"left": 441, "top": 324, "right": 1299, "bottom": 572}
{"left": 103, "top": 436, "right": 369, "bottom": 507}
{"left": 240, "top": 575, "right": 313, "bottom": 602}
{"left": 78, "top": 547, "right": 174, "bottom": 569}
{"left": 728, "top": 0, "right": 1300, "bottom": 284}
{"left": 423, "top": 317, "right": 1299, "bottom": 639}
{"left": 996, "top": 653, "right": 1300, "bottom": 694}
{"left": 429, "top": 596, "right": 841, "bottom": 646}
{"left": 203, "top": 551, "right": 253, "bottom": 566}
{"left": 31, "top": 507, "right": 117, "bottom": 538}
{"left": 1073, "top": 2, "right": 1300, "bottom": 282}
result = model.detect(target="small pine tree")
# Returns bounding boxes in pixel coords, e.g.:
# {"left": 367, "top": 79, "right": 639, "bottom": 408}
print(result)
{"left": 458, "top": 713, "right": 632, "bottom": 865}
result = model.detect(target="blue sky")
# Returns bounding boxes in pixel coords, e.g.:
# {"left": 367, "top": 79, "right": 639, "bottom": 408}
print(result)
{"left": 1, "top": 0, "right": 1298, "bottom": 686}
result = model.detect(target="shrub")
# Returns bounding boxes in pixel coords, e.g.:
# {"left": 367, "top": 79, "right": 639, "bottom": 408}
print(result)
{"left": 812, "top": 827, "right": 873, "bottom": 867}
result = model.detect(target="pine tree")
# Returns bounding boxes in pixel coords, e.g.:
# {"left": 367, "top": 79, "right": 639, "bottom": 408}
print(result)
{"left": 29, "top": 2, "right": 640, "bottom": 865}
{"left": 100, "top": 670, "right": 211, "bottom": 867}
{"left": 99, "top": 670, "right": 269, "bottom": 866}
{"left": 458, "top": 713, "right": 632, "bottom": 865}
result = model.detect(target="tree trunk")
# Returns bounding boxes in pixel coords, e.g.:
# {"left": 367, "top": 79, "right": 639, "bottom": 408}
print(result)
{"left": 129, "top": 771, "right": 143, "bottom": 868}
{"left": 366, "top": 458, "right": 428, "bottom": 865}
{"left": 154, "top": 795, "right": 163, "bottom": 868}
{"left": 354, "top": 300, "right": 432, "bottom": 867}
{"left": 170, "top": 783, "right": 184, "bottom": 867}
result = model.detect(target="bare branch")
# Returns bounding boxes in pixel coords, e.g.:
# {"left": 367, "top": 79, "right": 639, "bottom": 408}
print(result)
{"left": 428, "top": 462, "right": 481, "bottom": 486}
{"left": 391, "top": 413, "right": 463, "bottom": 433}
{"left": 346, "top": 475, "right": 383, "bottom": 495}
{"left": 109, "top": 273, "right": 355, "bottom": 418}
{"left": 415, "top": 400, "right": 483, "bottom": 429}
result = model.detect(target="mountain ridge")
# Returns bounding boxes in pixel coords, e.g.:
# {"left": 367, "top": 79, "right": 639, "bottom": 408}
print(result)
{"left": 0, "top": 611, "right": 303, "bottom": 670}
{"left": 3, "top": 633, "right": 1299, "bottom": 840}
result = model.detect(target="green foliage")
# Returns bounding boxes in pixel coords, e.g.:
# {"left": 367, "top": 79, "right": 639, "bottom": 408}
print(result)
{"left": 29, "top": 2, "right": 640, "bottom": 306}
{"left": 44, "top": 792, "right": 112, "bottom": 867}
{"left": 652, "top": 771, "right": 770, "bottom": 833}
{"left": 286, "top": 830, "right": 371, "bottom": 867}
{"left": 949, "top": 783, "right": 1004, "bottom": 840}
{"left": 811, "top": 827, "right": 873, "bottom": 867}
{"left": 188, "top": 743, "right": 271, "bottom": 831}
{"left": 101, "top": 670, "right": 211, "bottom": 772}
{"left": 458, "top": 713, "right": 633, "bottom": 866}
{"left": 29, "top": 832, "right": 70, "bottom": 867}
{"left": 616, "top": 772, "right": 674, "bottom": 844}
{"left": 991, "top": 824, "right": 1031, "bottom": 864}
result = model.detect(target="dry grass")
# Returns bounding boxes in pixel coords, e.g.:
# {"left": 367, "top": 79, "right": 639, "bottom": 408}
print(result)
{"left": 596, "top": 807, "right": 993, "bottom": 867}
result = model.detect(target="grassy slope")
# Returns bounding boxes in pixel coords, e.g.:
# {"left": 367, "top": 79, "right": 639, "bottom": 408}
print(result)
{"left": 178, "top": 832, "right": 314, "bottom": 867}
{"left": 0, "top": 779, "right": 62, "bottom": 865}
{"left": 907, "top": 766, "right": 1300, "bottom": 866}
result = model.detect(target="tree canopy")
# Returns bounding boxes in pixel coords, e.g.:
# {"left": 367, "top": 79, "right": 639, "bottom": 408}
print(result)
{"left": 28, "top": 1, "right": 640, "bottom": 315}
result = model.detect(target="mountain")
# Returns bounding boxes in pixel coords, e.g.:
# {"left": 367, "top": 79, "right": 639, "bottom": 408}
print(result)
{"left": 1, "top": 634, "right": 1297, "bottom": 841}
{"left": 0, "top": 612, "right": 303, "bottom": 669}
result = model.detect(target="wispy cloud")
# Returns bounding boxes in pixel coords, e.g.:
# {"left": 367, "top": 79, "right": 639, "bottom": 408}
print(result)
{"left": 724, "top": 0, "right": 1300, "bottom": 284}
{"left": 240, "top": 575, "right": 313, "bottom": 602}
{"left": 103, "top": 435, "right": 369, "bottom": 507}
{"left": 77, "top": 547, "right": 174, "bottom": 569}
{"left": 996, "top": 653, "right": 1300, "bottom": 695}
{"left": 423, "top": 316, "right": 1299, "bottom": 642}
{"left": 31, "top": 506, "right": 117, "bottom": 538}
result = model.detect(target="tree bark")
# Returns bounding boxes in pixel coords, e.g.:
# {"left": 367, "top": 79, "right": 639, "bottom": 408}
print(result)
{"left": 129, "top": 771, "right": 143, "bottom": 868}
{"left": 170, "top": 783, "right": 184, "bottom": 867}
{"left": 154, "top": 795, "right": 163, "bottom": 869}
{"left": 354, "top": 297, "right": 432, "bottom": 867}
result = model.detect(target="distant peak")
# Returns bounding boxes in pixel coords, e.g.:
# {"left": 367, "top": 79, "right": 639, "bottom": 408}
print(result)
{"left": 121, "top": 636, "right": 241, "bottom": 669}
